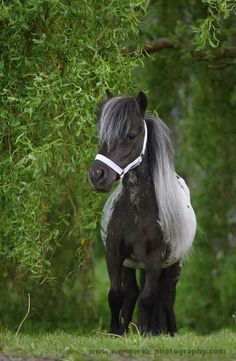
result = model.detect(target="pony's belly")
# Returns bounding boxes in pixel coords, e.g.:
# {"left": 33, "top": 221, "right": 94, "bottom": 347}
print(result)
{"left": 123, "top": 256, "right": 179, "bottom": 269}
{"left": 123, "top": 258, "right": 145, "bottom": 269}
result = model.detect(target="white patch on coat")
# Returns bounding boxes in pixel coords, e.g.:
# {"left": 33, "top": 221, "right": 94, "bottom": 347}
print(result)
{"left": 161, "top": 175, "right": 196, "bottom": 268}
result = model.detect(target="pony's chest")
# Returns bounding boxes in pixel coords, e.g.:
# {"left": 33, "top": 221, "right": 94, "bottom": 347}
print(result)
{"left": 124, "top": 185, "right": 152, "bottom": 225}
{"left": 101, "top": 180, "right": 159, "bottom": 243}
{"left": 125, "top": 172, "right": 157, "bottom": 218}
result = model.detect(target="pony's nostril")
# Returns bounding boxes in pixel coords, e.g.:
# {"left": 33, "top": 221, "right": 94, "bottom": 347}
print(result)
{"left": 89, "top": 167, "right": 106, "bottom": 186}
{"left": 96, "top": 169, "right": 105, "bottom": 180}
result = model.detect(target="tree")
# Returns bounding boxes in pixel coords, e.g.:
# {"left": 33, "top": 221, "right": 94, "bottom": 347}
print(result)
{"left": 0, "top": 0, "right": 147, "bottom": 329}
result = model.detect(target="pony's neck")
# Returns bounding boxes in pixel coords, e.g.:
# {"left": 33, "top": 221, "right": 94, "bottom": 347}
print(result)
{"left": 122, "top": 149, "right": 153, "bottom": 191}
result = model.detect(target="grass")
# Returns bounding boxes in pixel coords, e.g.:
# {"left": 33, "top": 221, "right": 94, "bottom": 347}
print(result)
{"left": 0, "top": 329, "right": 236, "bottom": 361}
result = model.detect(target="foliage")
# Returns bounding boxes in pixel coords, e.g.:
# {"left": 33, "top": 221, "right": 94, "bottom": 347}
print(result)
{"left": 135, "top": 0, "right": 236, "bottom": 333}
{"left": 0, "top": 0, "right": 146, "bottom": 329}
{"left": 193, "top": 0, "right": 236, "bottom": 49}
{"left": 1, "top": 0, "right": 236, "bottom": 334}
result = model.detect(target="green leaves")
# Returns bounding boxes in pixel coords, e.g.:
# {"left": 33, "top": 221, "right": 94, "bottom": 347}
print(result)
{"left": 192, "top": 0, "right": 236, "bottom": 50}
{"left": 0, "top": 0, "right": 147, "bottom": 328}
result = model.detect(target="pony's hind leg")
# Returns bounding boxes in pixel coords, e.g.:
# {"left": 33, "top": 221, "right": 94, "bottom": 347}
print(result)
{"left": 158, "top": 261, "right": 182, "bottom": 336}
{"left": 150, "top": 275, "right": 167, "bottom": 335}
{"left": 120, "top": 266, "right": 139, "bottom": 332}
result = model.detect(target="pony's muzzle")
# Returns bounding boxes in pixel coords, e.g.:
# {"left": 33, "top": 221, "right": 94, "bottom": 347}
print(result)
{"left": 88, "top": 161, "right": 118, "bottom": 192}
{"left": 88, "top": 167, "right": 107, "bottom": 186}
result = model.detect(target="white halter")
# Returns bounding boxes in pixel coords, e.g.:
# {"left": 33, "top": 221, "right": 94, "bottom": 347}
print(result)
{"left": 95, "top": 120, "right": 148, "bottom": 178}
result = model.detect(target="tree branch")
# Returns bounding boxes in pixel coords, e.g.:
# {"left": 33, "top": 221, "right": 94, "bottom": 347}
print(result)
{"left": 124, "top": 37, "right": 236, "bottom": 61}
{"left": 196, "top": 48, "right": 236, "bottom": 61}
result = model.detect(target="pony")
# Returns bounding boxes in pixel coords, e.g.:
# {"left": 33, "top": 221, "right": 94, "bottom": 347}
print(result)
{"left": 88, "top": 91, "right": 196, "bottom": 335}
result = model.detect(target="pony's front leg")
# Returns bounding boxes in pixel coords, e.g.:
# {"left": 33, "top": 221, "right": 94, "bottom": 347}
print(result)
{"left": 138, "top": 251, "right": 162, "bottom": 335}
{"left": 106, "top": 249, "right": 125, "bottom": 335}
{"left": 120, "top": 266, "right": 139, "bottom": 332}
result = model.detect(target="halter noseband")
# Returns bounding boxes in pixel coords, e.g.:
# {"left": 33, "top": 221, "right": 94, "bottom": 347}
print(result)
{"left": 95, "top": 120, "right": 148, "bottom": 179}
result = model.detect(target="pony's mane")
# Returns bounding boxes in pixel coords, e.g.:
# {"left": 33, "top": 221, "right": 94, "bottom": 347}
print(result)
{"left": 146, "top": 114, "right": 189, "bottom": 259}
{"left": 99, "top": 96, "right": 190, "bottom": 259}
{"left": 99, "top": 96, "right": 140, "bottom": 150}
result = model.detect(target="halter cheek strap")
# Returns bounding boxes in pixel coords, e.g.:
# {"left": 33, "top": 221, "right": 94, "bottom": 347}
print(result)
{"left": 95, "top": 120, "right": 148, "bottom": 178}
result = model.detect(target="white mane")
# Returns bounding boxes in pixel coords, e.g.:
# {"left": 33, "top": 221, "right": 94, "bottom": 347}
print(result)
{"left": 147, "top": 115, "right": 196, "bottom": 260}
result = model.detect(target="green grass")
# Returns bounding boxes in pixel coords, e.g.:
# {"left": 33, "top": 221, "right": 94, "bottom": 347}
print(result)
{"left": 0, "top": 329, "right": 236, "bottom": 360}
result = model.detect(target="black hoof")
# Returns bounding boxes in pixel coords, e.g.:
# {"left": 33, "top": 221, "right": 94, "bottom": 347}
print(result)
{"left": 109, "top": 325, "right": 126, "bottom": 335}
{"left": 150, "top": 328, "right": 163, "bottom": 336}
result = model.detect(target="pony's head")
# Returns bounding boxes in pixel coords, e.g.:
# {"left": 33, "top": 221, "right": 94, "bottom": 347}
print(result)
{"left": 88, "top": 91, "right": 147, "bottom": 192}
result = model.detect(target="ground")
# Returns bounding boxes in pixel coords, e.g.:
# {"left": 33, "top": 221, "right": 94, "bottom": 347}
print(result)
{"left": 0, "top": 329, "right": 236, "bottom": 361}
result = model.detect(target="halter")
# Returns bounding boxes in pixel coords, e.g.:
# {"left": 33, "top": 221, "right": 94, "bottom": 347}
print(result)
{"left": 95, "top": 120, "right": 148, "bottom": 179}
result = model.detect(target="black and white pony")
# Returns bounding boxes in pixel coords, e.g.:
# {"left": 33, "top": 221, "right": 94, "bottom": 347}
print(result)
{"left": 88, "top": 92, "right": 196, "bottom": 336}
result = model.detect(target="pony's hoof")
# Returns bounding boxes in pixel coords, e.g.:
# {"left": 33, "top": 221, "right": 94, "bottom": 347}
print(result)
{"left": 109, "top": 325, "right": 126, "bottom": 336}
{"left": 150, "top": 329, "right": 162, "bottom": 336}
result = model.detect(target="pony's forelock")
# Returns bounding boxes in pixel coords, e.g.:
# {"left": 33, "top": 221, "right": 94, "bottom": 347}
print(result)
{"left": 99, "top": 96, "right": 140, "bottom": 150}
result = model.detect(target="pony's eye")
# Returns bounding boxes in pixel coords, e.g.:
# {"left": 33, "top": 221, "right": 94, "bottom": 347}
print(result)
{"left": 127, "top": 132, "right": 136, "bottom": 140}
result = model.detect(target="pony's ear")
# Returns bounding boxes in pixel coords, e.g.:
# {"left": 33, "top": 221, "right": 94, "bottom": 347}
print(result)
{"left": 106, "top": 89, "right": 114, "bottom": 99}
{"left": 137, "top": 91, "right": 147, "bottom": 115}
